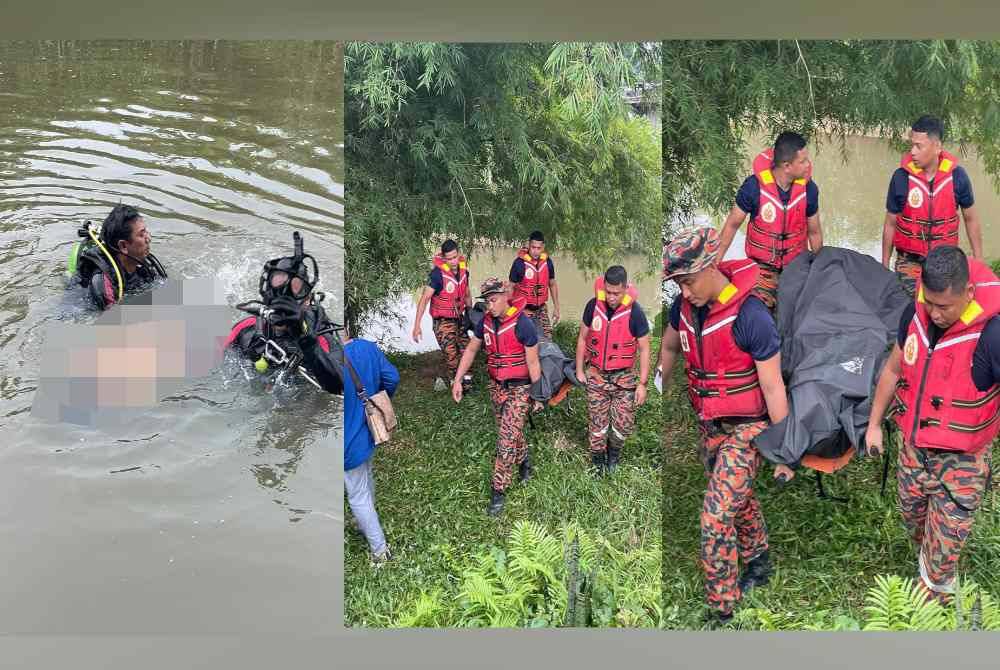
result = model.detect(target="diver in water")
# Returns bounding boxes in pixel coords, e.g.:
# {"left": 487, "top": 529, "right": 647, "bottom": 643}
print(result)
{"left": 225, "top": 232, "right": 344, "bottom": 396}
{"left": 67, "top": 204, "right": 168, "bottom": 310}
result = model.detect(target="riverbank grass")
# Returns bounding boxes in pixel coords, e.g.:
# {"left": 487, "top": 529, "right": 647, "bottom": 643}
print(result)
{"left": 344, "top": 322, "right": 663, "bottom": 627}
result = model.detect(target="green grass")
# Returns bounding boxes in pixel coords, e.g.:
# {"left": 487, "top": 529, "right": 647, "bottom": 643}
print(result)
{"left": 345, "top": 319, "right": 1000, "bottom": 630}
{"left": 662, "top": 365, "right": 1000, "bottom": 630}
{"left": 344, "top": 322, "right": 662, "bottom": 627}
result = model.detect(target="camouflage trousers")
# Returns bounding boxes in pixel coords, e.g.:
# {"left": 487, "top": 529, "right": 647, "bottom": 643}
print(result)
{"left": 586, "top": 367, "right": 637, "bottom": 454}
{"left": 432, "top": 317, "right": 469, "bottom": 381}
{"left": 750, "top": 262, "right": 780, "bottom": 317}
{"left": 894, "top": 252, "right": 924, "bottom": 299}
{"left": 489, "top": 378, "right": 532, "bottom": 492}
{"left": 698, "top": 419, "right": 770, "bottom": 615}
{"left": 524, "top": 303, "right": 553, "bottom": 340}
{"left": 898, "top": 439, "right": 990, "bottom": 599}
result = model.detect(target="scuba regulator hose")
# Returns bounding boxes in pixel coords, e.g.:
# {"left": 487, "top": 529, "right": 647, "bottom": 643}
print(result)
{"left": 86, "top": 224, "right": 124, "bottom": 302}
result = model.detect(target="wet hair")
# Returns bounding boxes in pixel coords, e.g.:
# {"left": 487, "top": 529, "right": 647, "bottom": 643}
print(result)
{"left": 773, "top": 131, "right": 807, "bottom": 167}
{"left": 604, "top": 265, "right": 628, "bottom": 287}
{"left": 912, "top": 115, "right": 944, "bottom": 142}
{"left": 441, "top": 239, "right": 458, "bottom": 254}
{"left": 529, "top": 230, "right": 545, "bottom": 243}
{"left": 101, "top": 204, "right": 142, "bottom": 251}
{"left": 922, "top": 246, "right": 969, "bottom": 294}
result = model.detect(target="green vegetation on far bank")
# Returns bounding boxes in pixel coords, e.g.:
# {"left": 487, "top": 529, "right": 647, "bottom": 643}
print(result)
{"left": 344, "top": 322, "right": 663, "bottom": 627}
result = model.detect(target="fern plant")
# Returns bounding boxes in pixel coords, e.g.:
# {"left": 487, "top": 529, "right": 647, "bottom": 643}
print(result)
{"left": 862, "top": 576, "right": 949, "bottom": 631}
{"left": 392, "top": 590, "right": 449, "bottom": 628}
{"left": 862, "top": 575, "right": 1000, "bottom": 631}
{"left": 391, "top": 520, "right": 661, "bottom": 628}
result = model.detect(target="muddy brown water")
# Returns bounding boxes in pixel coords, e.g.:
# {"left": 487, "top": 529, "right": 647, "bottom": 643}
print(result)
{"left": 0, "top": 40, "right": 343, "bottom": 633}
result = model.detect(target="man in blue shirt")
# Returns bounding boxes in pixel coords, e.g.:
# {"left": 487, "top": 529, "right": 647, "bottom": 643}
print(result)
{"left": 344, "top": 331, "right": 400, "bottom": 565}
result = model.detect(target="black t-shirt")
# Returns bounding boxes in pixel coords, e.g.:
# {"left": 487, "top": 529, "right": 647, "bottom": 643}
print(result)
{"left": 735, "top": 175, "right": 820, "bottom": 219}
{"left": 510, "top": 256, "right": 556, "bottom": 283}
{"left": 582, "top": 298, "right": 650, "bottom": 338}
{"left": 669, "top": 294, "right": 780, "bottom": 361}
{"left": 896, "top": 302, "right": 1000, "bottom": 391}
{"left": 885, "top": 165, "right": 974, "bottom": 214}
{"left": 474, "top": 311, "right": 539, "bottom": 347}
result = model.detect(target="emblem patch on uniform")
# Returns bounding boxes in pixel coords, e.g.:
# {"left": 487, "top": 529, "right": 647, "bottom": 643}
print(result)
{"left": 908, "top": 187, "right": 923, "bottom": 209}
{"left": 679, "top": 330, "right": 690, "bottom": 353}
{"left": 445, "top": 282, "right": 455, "bottom": 293}
{"left": 903, "top": 332, "right": 918, "bottom": 366}
{"left": 761, "top": 202, "right": 777, "bottom": 223}
{"left": 525, "top": 267, "right": 535, "bottom": 279}
{"left": 592, "top": 316, "right": 603, "bottom": 332}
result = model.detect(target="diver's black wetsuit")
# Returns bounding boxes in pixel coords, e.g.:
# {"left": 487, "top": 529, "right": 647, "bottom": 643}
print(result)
{"left": 73, "top": 244, "right": 165, "bottom": 311}
{"left": 226, "top": 302, "right": 344, "bottom": 395}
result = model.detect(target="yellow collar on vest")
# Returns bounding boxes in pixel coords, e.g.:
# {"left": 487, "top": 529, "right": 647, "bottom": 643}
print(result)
{"left": 596, "top": 289, "right": 606, "bottom": 301}
{"left": 918, "top": 287, "right": 984, "bottom": 326}
{"left": 505, "top": 305, "right": 518, "bottom": 318}
{"left": 759, "top": 169, "right": 774, "bottom": 185}
{"left": 793, "top": 177, "right": 807, "bottom": 185}
{"left": 717, "top": 283, "right": 738, "bottom": 304}
{"left": 908, "top": 157, "right": 954, "bottom": 176}
{"left": 621, "top": 293, "right": 633, "bottom": 306}
{"left": 961, "top": 300, "right": 984, "bottom": 325}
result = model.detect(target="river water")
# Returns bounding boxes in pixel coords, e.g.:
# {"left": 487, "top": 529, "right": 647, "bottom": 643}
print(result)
{"left": 0, "top": 41, "right": 343, "bottom": 633}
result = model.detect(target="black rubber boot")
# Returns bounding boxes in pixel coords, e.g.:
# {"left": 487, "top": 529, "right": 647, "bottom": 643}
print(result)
{"left": 487, "top": 489, "right": 505, "bottom": 517}
{"left": 606, "top": 445, "right": 622, "bottom": 475}
{"left": 591, "top": 451, "right": 607, "bottom": 477}
{"left": 518, "top": 452, "right": 533, "bottom": 482}
{"left": 738, "top": 550, "right": 772, "bottom": 595}
{"left": 705, "top": 609, "right": 734, "bottom": 630}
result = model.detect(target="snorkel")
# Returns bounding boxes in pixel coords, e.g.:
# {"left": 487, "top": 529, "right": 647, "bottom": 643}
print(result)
{"left": 258, "top": 231, "right": 320, "bottom": 306}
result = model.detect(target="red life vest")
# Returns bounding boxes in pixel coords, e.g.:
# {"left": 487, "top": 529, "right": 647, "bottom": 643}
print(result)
{"left": 586, "top": 277, "right": 640, "bottom": 371}
{"left": 892, "top": 150, "right": 961, "bottom": 258}
{"left": 678, "top": 259, "right": 767, "bottom": 420}
{"left": 482, "top": 301, "right": 529, "bottom": 381}
{"left": 893, "top": 259, "right": 1000, "bottom": 453}
{"left": 745, "top": 148, "right": 811, "bottom": 268}
{"left": 429, "top": 254, "right": 469, "bottom": 319}
{"left": 512, "top": 248, "right": 551, "bottom": 308}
